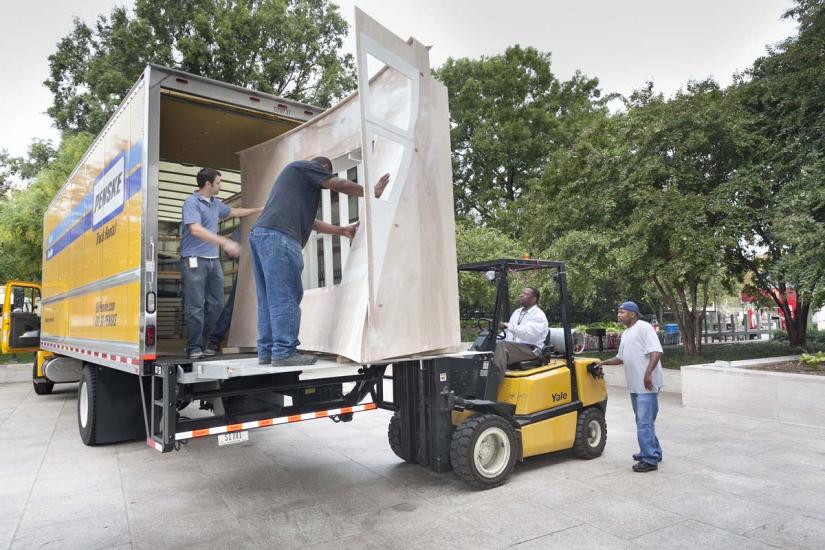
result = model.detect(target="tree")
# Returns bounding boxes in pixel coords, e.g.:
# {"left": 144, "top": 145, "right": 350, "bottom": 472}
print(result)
{"left": 529, "top": 81, "right": 750, "bottom": 355}
{"left": 0, "top": 140, "right": 57, "bottom": 195}
{"left": 0, "top": 134, "right": 93, "bottom": 282}
{"left": 435, "top": 46, "right": 604, "bottom": 237}
{"left": 722, "top": 0, "right": 825, "bottom": 347}
{"left": 46, "top": 0, "right": 356, "bottom": 134}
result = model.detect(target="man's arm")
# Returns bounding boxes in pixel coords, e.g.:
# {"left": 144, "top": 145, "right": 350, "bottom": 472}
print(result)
{"left": 313, "top": 220, "right": 359, "bottom": 240}
{"left": 228, "top": 207, "right": 262, "bottom": 218}
{"left": 322, "top": 173, "right": 391, "bottom": 198}
{"left": 594, "top": 357, "right": 623, "bottom": 367}
{"left": 643, "top": 351, "right": 663, "bottom": 390}
{"left": 187, "top": 223, "right": 240, "bottom": 258}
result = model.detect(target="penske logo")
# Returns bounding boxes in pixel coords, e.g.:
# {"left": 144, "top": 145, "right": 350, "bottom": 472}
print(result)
{"left": 93, "top": 156, "right": 125, "bottom": 229}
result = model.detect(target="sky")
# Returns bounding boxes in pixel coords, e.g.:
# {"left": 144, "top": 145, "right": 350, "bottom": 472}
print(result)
{"left": 0, "top": 0, "right": 797, "bottom": 158}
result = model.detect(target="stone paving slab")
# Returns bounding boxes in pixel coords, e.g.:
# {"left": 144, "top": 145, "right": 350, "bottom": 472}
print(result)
{"left": 1, "top": 377, "right": 824, "bottom": 549}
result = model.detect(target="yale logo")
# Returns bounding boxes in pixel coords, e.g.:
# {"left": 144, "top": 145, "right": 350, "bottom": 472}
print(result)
{"left": 552, "top": 391, "right": 568, "bottom": 402}
{"left": 93, "top": 156, "right": 125, "bottom": 229}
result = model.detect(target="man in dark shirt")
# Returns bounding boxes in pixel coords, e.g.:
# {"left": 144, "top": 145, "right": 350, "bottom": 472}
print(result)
{"left": 250, "top": 157, "right": 389, "bottom": 366}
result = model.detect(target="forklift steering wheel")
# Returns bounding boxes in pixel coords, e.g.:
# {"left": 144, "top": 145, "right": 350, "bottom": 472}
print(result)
{"left": 478, "top": 318, "right": 506, "bottom": 340}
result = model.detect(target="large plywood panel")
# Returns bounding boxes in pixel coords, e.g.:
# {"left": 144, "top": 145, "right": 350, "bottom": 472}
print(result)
{"left": 228, "top": 9, "right": 460, "bottom": 362}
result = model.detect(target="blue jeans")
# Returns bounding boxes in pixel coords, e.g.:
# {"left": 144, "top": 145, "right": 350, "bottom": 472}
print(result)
{"left": 181, "top": 257, "right": 224, "bottom": 354}
{"left": 249, "top": 227, "right": 304, "bottom": 360}
{"left": 208, "top": 274, "right": 236, "bottom": 346}
{"left": 630, "top": 392, "right": 663, "bottom": 465}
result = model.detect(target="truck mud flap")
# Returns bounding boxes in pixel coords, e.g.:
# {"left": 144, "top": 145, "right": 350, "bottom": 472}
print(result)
{"left": 94, "top": 366, "right": 146, "bottom": 444}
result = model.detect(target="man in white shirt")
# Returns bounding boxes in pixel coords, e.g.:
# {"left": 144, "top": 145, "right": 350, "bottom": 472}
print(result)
{"left": 594, "top": 301, "right": 664, "bottom": 473}
{"left": 491, "top": 287, "right": 549, "bottom": 374}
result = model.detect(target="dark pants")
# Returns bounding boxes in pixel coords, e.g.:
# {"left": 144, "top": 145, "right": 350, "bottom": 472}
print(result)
{"left": 209, "top": 274, "right": 237, "bottom": 347}
{"left": 181, "top": 257, "right": 224, "bottom": 354}
{"left": 492, "top": 341, "right": 538, "bottom": 378}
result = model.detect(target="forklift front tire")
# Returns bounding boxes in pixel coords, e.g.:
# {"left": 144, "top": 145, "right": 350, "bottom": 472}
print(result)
{"left": 387, "top": 412, "right": 407, "bottom": 461}
{"left": 32, "top": 363, "right": 54, "bottom": 395}
{"left": 573, "top": 407, "right": 607, "bottom": 459}
{"left": 450, "top": 414, "right": 517, "bottom": 489}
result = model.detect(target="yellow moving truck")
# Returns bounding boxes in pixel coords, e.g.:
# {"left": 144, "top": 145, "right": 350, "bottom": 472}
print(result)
{"left": 10, "top": 65, "right": 337, "bottom": 447}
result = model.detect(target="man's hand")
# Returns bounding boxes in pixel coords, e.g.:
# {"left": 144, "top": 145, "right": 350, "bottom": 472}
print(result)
{"left": 644, "top": 371, "right": 654, "bottom": 391}
{"left": 222, "top": 239, "right": 241, "bottom": 258}
{"left": 498, "top": 322, "right": 508, "bottom": 330}
{"left": 374, "top": 173, "right": 390, "bottom": 198}
{"left": 341, "top": 222, "right": 359, "bottom": 240}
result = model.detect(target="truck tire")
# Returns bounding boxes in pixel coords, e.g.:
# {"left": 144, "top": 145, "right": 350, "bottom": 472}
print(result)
{"left": 450, "top": 414, "right": 516, "bottom": 489}
{"left": 573, "top": 407, "right": 606, "bottom": 459}
{"left": 78, "top": 365, "right": 99, "bottom": 445}
{"left": 387, "top": 412, "right": 406, "bottom": 461}
{"left": 32, "top": 362, "right": 54, "bottom": 395}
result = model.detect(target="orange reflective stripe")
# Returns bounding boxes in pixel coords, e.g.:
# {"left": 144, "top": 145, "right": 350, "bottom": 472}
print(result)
{"left": 227, "top": 424, "right": 243, "bottom": 432}
{"left": 193, "top": 429, "right": 210, "bottom": 438}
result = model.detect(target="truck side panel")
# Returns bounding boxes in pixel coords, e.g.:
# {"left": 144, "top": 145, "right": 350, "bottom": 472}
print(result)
{"left": 41, "top": 80, "right": 146, "bottom": 373}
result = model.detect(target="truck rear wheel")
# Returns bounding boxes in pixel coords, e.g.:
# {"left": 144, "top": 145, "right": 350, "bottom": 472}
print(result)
{"left": 32, "top": 361, "right": 54, "bottom": 395}
{"left": 573, "top": 407, "right": 606, "bottom": 459}
{"left": 450, "top": 414, "right": 516, "bottom": 489}
{"left": 78, "top": 365, "right": 99, "bottom": 445}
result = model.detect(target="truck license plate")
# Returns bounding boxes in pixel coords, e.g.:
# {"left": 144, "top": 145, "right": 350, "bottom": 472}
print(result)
{"left": 218, "top": 431, "right": 248, "bottom": 446}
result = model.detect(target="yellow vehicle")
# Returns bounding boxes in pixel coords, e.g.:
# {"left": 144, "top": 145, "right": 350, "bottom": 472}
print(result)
{"left": 3, "top": 65, "right": 319, "bottom": 446}
{"left": 387, "top": 259, "right": 607, "bottom": 488}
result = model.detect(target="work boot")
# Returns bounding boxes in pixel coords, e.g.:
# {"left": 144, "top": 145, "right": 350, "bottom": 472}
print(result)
{"left": 632, "top": 461, "right": 658, "bottom": 473}
{"left": 271, "top": 353, "right": 317, "bottom": 367}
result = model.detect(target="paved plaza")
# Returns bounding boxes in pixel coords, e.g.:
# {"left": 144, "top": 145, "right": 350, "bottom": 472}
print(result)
{"left": 1, "top": 363, "right": 825, "bottom": 549}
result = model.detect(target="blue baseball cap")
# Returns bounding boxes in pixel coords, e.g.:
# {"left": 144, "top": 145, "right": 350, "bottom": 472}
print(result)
{"left": 618, "top": 301, "right": 641, "bottom": 315}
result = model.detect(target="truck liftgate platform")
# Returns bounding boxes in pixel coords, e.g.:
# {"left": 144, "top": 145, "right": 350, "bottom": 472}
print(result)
{"left": 141, "top": 351, "right": 493, "bottom": 475}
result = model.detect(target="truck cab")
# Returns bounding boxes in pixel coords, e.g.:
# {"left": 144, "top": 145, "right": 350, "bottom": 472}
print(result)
{"left": 0, "top": 281, "right": 42, "bottom": 354}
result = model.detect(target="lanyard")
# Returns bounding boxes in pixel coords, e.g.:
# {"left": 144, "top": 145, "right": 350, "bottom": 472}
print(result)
{"left": 517, "top": 309, "right": 527, "bottom": 324}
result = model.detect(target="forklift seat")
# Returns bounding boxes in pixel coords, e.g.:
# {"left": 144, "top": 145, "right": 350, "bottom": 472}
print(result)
{"left": 509, "top": 332, "right": 555, "bottom": 371}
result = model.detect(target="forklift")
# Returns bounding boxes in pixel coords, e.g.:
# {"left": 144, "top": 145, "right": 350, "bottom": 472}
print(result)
{"left": 384, "top": 259, "right": 607, "bottom": 488}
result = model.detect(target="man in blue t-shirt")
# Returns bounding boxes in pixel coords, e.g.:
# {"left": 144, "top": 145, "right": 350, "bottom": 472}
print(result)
{"left": 251, "top": 157, "right": 389, "bottom": 366}
{"left": 181, "top": 168, "right": 261, "bottom": 359}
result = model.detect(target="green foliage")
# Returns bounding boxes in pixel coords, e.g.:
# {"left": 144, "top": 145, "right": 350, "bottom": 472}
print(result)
{"left": 435, "top": 46, "right": 605, "bottom": 237}
{"left": 800, "top": 352, "right": 825, "bottom": 368}
{"left": 46, "top": 0, "right": 356, "bottom": 134}
{"left": 455, "top": 221, "right": 523, "bottom": 311}
{"left": 722, "top": 0, "right": 825, "bottom": 345}
{"left": 0, "top": 140, "right": 57, "bottom": 195}
{"left": 0, "top": 134, "right": 93, "bottom": 281}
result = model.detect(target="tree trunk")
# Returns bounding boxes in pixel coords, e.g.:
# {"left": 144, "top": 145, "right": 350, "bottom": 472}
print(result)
{"left": 788, "top": 301, "right": 810, "bottom": 348}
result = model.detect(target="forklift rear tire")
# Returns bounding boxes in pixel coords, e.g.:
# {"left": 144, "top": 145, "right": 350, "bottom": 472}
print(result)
{"left": 32, "top": 363, "right": 54, "bottom": 395}
{"left": 450, "top": 414, "right": 517, "bottom": 489}
{"left": 387, "top": 412, "right": 407, "bottom": 461}
{"left": 573, "top": 407, "right": 606, "bottom": 459}
{"left": 78, "top": 365, "right": 99, "bottom": 445}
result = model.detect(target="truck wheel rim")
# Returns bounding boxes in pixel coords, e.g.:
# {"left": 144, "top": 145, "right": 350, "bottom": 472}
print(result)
{"left": 79, "top": 381, "right": 89, "bottom": 428}
{"left": 473, "top": 427, "right": 510, "bottom": 478}
{"left": 587, "top": 419, "right": 602, "bottom": 447}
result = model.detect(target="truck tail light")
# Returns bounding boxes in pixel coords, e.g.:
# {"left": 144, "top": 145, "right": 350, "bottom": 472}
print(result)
{"left": 146, "top": 324, "right": 156, "bottom": 347}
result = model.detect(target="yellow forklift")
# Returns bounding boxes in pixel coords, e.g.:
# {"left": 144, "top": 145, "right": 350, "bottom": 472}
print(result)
{"left": 385, "top": 259, "right": 607, "bottom": 488}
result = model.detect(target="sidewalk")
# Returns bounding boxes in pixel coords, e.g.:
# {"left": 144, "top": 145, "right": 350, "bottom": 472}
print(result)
{"left": 2, "top": 373, "right": 824, "bottom": 549}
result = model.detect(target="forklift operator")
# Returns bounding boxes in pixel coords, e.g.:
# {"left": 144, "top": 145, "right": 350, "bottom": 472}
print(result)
{"left": 493, "top": 287, "right": 549, "bottom": 374}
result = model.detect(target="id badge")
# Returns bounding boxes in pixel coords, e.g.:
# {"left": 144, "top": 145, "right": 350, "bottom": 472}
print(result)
{"left": 188, "top": 257, "right": 198, "bottom": 269}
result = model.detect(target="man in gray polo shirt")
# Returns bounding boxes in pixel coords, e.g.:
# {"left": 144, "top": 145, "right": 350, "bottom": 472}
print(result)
{"left": 181, "top": 167, "right": 261, "bottom": 359}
